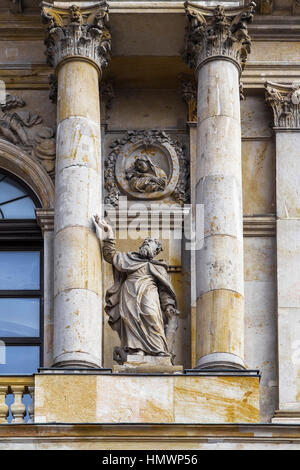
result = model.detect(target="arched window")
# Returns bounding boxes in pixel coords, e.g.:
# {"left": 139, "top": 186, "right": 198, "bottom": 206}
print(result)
{"left": 0, "top": 170, "right": 43, "bottom": 375}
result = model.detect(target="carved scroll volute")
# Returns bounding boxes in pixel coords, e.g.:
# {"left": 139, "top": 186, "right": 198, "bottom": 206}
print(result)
{"left": 41, "top": 1, "right": 111, "bottom": 74}
{"left": 104, "top": 130, "right": 189, "bottom": 207}
{"left": 265, "top": 81, "right": 300, "bottom": 129}
{"left": 183, "top": 1, "right": 256, "bottom": 73}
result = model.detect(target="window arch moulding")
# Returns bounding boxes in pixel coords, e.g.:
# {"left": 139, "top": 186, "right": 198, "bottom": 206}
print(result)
{"left": 0, "top": 140, "right": 54, "bottom": 210}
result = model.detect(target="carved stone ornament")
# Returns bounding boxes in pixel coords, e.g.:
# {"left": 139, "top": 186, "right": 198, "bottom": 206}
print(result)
{"left": 265, "top": 81, "right": 300, "bottom": 129}
{"left": 49, "top": 73, "right": 58, "bottom": 104}
{"left": 260, "top": 0, "right": 273, "bottom": 15}
{"left": 100, "top": 80, "right": 114, "bottom": 121}
{"left": 183, "top": 1, "right": 256, "bottom": 72}
{"left": 104, "top": 130, "right": 189, "bottom": 207}
{"left": 180, "top": 74, "right": 197, "bottom": 123}
{"left": 41, "top": 1, "right": 111, "bottom": 73}
{"left": 0, "top": 93, "right": 56, "bottom": 179}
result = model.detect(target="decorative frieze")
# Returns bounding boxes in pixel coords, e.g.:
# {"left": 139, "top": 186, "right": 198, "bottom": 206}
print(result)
{"left": 265, "top": 81, "right": 300, "bottom": 129}
{"left": 183, "top": 1, "right": 255, "bottom": 72}
{"left": 41, "top": 1, "right": 111, "bottom": 74}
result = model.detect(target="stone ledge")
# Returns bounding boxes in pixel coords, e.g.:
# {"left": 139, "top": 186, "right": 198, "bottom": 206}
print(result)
{"left": 2, "top": 423, "right": 300, "bottom": 450}
{"left": 272, "top": 410, "right": 300, "bottom": 424}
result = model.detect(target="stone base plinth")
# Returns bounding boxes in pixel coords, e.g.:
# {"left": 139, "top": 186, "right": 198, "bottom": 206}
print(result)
{"left": 113, "top": 355, "right": 183, "bottom": 374}
{"left": 34, "top": 370, "right": 260, "bottom": 424}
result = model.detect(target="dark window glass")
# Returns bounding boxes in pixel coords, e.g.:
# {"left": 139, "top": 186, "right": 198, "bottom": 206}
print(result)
{"left": 0, "top": 345, "right": 39, "bottom": 375}
{"left": 0, "top": 298, "right": 39, "bottom": 337}
{"left": 0, "top": 171, "right": 43, "bottom": 374}
{"left": 0, "top": 251, "right": 40, "bottom": 290}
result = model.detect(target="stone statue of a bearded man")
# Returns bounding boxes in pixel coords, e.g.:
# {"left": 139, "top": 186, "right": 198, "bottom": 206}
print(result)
{"left": 93, "top": 216, "right": 179, "bottom": 365}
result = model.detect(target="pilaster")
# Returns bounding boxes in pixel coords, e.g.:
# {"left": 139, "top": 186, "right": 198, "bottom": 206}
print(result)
{"left": 265, "top": 81, "right": 300, "bottom": 423}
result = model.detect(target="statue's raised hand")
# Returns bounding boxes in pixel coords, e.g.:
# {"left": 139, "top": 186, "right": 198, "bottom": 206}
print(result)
{"left": 92, "top": 215, "right": 114, "bottom": 240}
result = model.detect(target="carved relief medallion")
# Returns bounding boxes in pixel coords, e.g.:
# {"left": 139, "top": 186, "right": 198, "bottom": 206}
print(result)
{"left": 105, "top": 130, "right": 189, "bottom": 207}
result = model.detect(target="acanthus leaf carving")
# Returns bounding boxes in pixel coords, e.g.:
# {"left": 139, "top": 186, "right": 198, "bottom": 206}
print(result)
{"left": 41, "top": 1, "right": 111, "bottom": 73}
{"left": 265, "top": 81, "right": 300, "bottom": 129}
{"left": 183, "top": 1, "right": 256, "bottom": 72}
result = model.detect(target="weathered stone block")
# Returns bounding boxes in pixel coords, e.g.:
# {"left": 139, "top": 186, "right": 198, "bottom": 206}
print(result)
{"left": 34, "top": 372, "right": 260, "bottom": 424}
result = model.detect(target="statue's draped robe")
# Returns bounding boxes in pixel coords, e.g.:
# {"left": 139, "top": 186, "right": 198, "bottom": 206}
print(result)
{"left": 126, "top": 156, "right": 167, "bottom": 193}
{"left": 103, "top": 239, "right": 177, "bottom": 356}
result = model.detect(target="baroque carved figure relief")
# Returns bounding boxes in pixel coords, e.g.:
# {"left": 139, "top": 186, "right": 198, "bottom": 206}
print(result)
{"left": 104, "top": 130, "right": 189, "bottom": 207}
{"left": 0, "top": 93, "right": 56, "bottom": 179}
{"left": 125, "top": 156, "right": 168, "bottom": 194}
{"left": 92, "top": 217, "right": 179, "bottom": 366}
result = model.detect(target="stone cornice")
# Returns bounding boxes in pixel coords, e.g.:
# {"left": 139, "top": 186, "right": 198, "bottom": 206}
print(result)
{"left": 183, "top": 1, "right": 255, "bottom": 72}
{"left": 35, "top": 208, "right": 54, "bottom": 234}
{"left": 2, "top": 60, "right": 300, "bottom": 91}
{"left": 41, "top": 1, "right": 111, "bottom": 74}
{"left": 1, "top": 422, "right": 300, "bottom": 446}
{"left": 1, "top": 7, "right": 300, "bottom": 41}
{"left": 243, "top": 215, "right": 275, "bottom": 237}
{"left": 265, "top": 80, "right": 300, "bottom": 129}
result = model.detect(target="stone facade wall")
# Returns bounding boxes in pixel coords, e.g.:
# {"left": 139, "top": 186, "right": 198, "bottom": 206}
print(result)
{"left": 0, "top": 1, "right": 300, "bottom": 444}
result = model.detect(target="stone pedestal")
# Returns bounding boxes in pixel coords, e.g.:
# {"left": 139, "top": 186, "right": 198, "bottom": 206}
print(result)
{"left": 34, "top": 370, "right": 260, "bottom": 423}
{"left": 183, "top": 2, "right": 255, "bottom": 370}
{"left": 41, "top": 2, "right": 111, "bottom": 368}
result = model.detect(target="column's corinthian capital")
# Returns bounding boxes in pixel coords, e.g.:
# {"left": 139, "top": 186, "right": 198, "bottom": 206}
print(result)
{"left": 41, "top": 1, "right": 111, "bottom": 74}
{"left": 265, "top": 81, "right": 300, "bottom": 129}
{"left": 183, "top": 1, "right": 256, "bottom": 73}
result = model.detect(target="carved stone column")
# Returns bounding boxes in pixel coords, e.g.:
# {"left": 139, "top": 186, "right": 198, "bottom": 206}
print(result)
{"left": 265, "top": 82, "right": 300, "bottom": 422}
{"left": 41, "top": 1, "right": 111, "bottom": 368}
{"left": 183, "top": 2, "right": 255, "bottom": 369}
